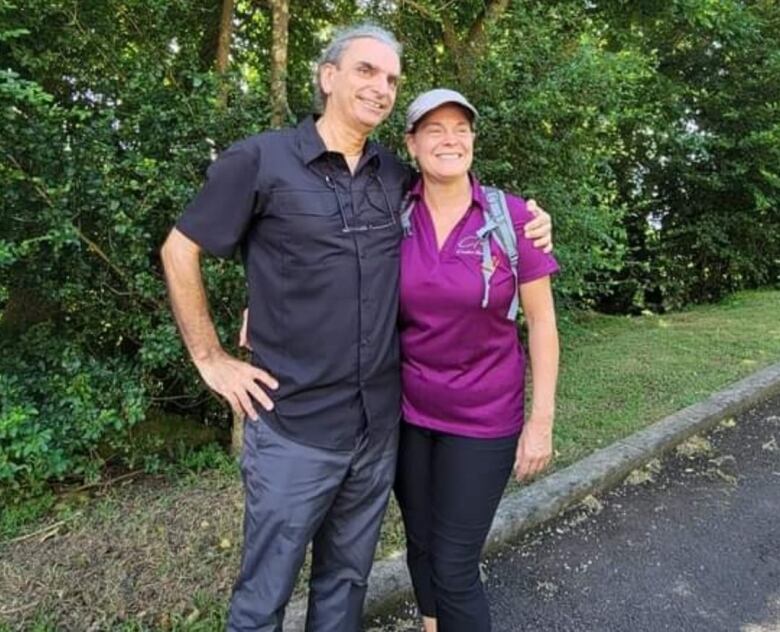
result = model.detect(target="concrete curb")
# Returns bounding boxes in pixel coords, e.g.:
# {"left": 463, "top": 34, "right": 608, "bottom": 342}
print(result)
{"left": 286, "top": 362, "right": 780, "bottom": 629}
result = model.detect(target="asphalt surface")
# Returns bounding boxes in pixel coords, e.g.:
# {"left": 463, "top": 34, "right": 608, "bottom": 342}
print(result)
{"left": 369, "top": 394, "right": 780, "bottom": 632}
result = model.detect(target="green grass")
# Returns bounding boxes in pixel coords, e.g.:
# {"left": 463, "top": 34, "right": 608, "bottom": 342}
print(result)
{"left": 0, "top": 491, "right": 56, "bottom": 541}
{"left": 551, "top": 289, "right": 780, "bottom": 467}
{"left": 0, "top": 441, "right": 238, "bottom": 542}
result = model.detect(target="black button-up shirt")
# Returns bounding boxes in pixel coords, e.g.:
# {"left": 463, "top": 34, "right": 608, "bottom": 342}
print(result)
{"left": 177, "top": 116, "right": 412, "bottom": 449}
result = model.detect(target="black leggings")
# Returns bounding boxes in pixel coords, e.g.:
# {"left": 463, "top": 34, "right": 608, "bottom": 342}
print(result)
{"left": 394, "top": 421, "right": 518, "bottom": 632}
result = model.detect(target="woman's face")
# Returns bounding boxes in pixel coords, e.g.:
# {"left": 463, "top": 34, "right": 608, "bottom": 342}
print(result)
{"left": 406, "top": 103, "right": 474, "bottom": 183}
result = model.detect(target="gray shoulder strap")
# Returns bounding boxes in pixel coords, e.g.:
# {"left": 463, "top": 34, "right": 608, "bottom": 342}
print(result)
{"left": 399, "top": 192, "right": 415, "bottom": 237}
{"left": 483, "top": 187, "right": 518, "bottom": 261}
{"left": 483, "top": 187, "right": 520, "bottom": 320}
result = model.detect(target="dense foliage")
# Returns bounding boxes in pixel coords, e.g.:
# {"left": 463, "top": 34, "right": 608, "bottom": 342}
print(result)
{"left": 1, "top": 0, "right": 778, "bottom": 492}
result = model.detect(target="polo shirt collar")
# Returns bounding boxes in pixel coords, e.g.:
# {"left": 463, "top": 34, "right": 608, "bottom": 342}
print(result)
{"left": 408, "top": 172, "right": 487, "bottom": 212}
{"left": 297, "top": 115, "right": 382, "bottom": 170}
{"left": 469, "top": 173, "right": 487, "bottom": 211}
{"left": 408, "top": 174, "right": 424, "bottom": 199}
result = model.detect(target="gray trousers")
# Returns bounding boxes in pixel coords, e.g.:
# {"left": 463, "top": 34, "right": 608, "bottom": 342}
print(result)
{"left": 227, "top": 419, "right": 399, "bottom": 632}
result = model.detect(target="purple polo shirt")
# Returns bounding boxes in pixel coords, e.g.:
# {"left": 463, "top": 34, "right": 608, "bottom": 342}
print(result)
{"left": 399, "top": 176, "right": 559, "bottom": 438}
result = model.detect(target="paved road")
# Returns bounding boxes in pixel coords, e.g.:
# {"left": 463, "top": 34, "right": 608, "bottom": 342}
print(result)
{"left": 370, "top": 394, "right": 780, "bottom": 632}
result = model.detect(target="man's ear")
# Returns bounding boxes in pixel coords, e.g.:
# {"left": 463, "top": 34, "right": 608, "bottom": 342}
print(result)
{"left": 319, "top": 63, "right": 335, "bottom": 97}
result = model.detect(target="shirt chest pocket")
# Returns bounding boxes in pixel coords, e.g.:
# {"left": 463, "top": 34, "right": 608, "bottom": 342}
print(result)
{"left": 265, "top": 188, "right": 349, "bottom": 267}
{"left": 271, "top": 188, "right": 340, "bottom": 220}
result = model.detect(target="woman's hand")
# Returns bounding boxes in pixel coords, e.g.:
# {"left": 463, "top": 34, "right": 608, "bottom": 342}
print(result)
{"left": 514, "top": 415, "right": 554, "bottom": 482}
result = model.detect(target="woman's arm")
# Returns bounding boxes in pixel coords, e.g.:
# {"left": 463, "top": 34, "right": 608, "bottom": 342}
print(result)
{"left": 514, "top": 275, "right": 559, "bottom": 481}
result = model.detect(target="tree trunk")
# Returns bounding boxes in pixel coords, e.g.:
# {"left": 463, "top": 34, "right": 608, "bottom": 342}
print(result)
{"left": 231, "top": 413, "right": 244, "bottom": 458}
{"left": 270, "top": 0, "right": 290, "bottom": 127}
{"left": 216, "top": 0, "right": 234, "bottom": 108}
{"left": 199, "top": 1, "right": 223, "bottom": 72}
{"left": 407, "top": 0, "right": 511, "bottom": 84}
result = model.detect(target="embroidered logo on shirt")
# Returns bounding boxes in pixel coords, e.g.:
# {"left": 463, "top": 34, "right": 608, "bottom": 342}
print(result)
{"left": 456, "top": 236, "right": 501, "bottom": 268}
{"left": 455, "top": 235, "right": 482, "bottom": 256}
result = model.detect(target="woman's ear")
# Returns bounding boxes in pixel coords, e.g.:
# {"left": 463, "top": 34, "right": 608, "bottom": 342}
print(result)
{"left": 405, "top": 133, "right": 416, "bottom": 161}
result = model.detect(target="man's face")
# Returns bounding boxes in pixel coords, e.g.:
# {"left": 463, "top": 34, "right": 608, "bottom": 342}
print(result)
{"left": 320, "top": 37, "right": 401, "bottom": 134}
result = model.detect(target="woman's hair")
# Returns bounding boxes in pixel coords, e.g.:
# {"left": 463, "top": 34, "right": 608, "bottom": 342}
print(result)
{"left": 313, "top": 23, "right": 402, "bottom": 113}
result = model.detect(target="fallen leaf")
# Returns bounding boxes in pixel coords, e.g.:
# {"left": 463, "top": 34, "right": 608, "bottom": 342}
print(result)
{"left": 676, "top": 435, "right": 712, "bottom": 458}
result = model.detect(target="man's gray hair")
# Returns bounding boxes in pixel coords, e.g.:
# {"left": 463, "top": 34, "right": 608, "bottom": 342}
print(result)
{"left": 313, "top": 23, "right": 402, "bottom": 113}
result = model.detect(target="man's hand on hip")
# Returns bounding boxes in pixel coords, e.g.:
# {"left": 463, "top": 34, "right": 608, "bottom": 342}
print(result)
{"left": 195, "top": 350, "right": 278, "bottom": 421}
{"left": 524, "top": 199, "right": 553, "bottom": 253}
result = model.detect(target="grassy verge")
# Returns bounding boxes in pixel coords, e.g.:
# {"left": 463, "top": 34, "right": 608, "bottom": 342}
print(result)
{"left": 552, "top": 289, "right": 780, "bottom": 466}
{"left": 2, "top": 289, "right": 778, "bottom": 630}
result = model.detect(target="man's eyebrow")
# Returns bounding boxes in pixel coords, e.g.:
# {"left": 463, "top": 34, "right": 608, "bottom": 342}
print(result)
{"left": 356, "top": 60, "right": 400, "bottom": 83}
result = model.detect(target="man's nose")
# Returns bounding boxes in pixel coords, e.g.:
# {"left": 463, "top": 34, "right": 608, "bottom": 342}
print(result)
{"left": 372, "top": 74, "right": 393, "bottom": 96}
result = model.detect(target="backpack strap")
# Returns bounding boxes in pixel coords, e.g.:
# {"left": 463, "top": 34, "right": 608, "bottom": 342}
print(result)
{"left": 480, "top": 187, "right": 520, "bottom": 321}
{"left": 476, "top": 216, "right": 497, "bottom": 309}
{"left": 399, "top": 191, "right": 416, "bottom": 237}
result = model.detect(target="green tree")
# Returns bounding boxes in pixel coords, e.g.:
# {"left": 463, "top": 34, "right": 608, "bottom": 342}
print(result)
{"left": 590, "top": 0, "right": 780, "bottom": 309}
{"left": 2, "top": 0, "right": 777, "bottom": 493}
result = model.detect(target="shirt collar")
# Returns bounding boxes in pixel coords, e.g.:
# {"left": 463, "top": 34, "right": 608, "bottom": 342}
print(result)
{"left": 409, "top": 172, "right": 486, "bottom": 211}
{"left": 297, "top": 115, "right": 329, "bottom": 165}
{"left": 297, "top": 115, "right": 382, "bottom": 170}
{"left": 469, "top": 173, "right": 487, "bottom": 211}
{"left": 361, "top": 141, "right": 381, "bottom": 170}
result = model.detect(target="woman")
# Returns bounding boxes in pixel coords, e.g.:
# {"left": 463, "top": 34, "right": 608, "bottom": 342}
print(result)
{"left": 394, "top": 89, "right": 559, "bottom": 632}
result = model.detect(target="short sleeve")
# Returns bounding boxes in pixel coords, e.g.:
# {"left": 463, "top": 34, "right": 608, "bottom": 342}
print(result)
{"left": 507, "top": 195, "right": 560, "bottom": 284}
{"left": 176, "top": 139, "right": 261, "bottom": 258}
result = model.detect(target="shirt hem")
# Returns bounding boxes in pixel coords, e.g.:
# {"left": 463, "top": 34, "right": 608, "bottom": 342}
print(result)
{"left": 402, "top": 414, "right": 523, "bottom": 440}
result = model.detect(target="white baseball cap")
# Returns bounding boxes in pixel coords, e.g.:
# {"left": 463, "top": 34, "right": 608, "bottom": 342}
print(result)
{"left": 405, "top": 88, "right": 478, "bottom": 132}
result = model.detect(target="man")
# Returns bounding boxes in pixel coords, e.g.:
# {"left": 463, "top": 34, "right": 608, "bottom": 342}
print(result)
{"left": 161, "top": 24, "right": 552, "bottom": 632}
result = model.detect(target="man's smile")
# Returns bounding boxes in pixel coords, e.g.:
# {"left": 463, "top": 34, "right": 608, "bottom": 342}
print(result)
{"left": 358, "top": 96, "right": 387, "bottom": 111}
